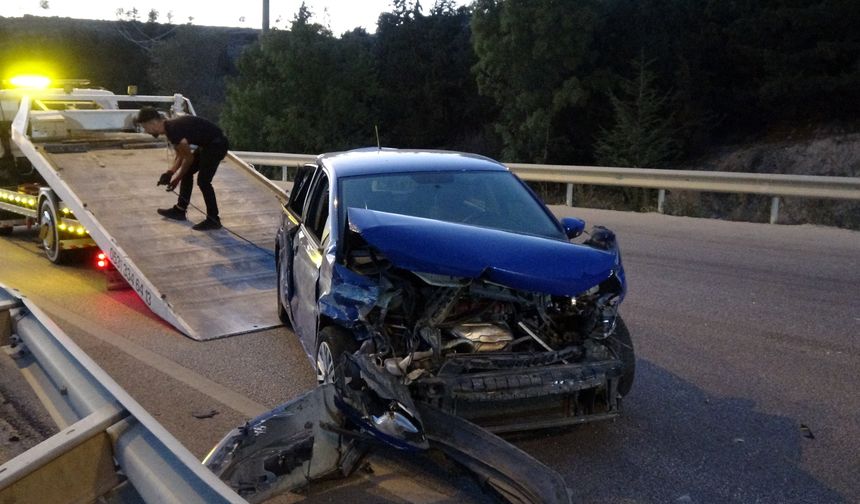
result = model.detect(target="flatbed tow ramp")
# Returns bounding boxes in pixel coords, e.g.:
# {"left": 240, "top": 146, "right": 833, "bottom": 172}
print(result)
{"left": 6, "top": 90, "right": 287, "bottom": 340}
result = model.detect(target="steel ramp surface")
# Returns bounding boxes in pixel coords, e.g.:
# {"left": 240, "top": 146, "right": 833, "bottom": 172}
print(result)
{"left": 42, "top": 142, "right": 281, "bottom": 340}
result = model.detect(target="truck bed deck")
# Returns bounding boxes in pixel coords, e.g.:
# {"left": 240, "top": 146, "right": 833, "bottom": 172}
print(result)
{"left": 39, "top": 134, "right": 281, "bottom": 340}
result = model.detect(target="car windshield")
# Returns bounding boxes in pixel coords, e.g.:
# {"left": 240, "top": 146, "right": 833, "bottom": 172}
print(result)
{"left": 340, "top": 171, "right": 565, "bottom": 239}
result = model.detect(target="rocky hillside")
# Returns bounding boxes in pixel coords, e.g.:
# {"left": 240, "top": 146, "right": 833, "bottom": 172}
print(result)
{"left": 664, "top": 128, "right": 860, "bottom": 229}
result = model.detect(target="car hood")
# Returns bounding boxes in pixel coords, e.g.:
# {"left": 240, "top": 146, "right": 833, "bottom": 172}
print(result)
{"left": 347, "top": 208, "right": 620, "bottom": 297}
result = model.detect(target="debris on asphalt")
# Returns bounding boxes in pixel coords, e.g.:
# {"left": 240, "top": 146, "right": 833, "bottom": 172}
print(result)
{"left": 192, "top": 409, "right": 219, "bottom": 419}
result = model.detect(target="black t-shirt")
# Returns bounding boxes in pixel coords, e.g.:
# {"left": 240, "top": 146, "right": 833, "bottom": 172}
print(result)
{"left": 164, "top": 115, "right": 226, "bottom": 147}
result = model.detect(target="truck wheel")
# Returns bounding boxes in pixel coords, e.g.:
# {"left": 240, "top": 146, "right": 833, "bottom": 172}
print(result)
{"left": 315, "top": 325, "right": 356, "bottom": 384}
{"left": 607, "top": 316, "right": 635, "bottom": 397}
{"left": 38, "top": 198, "right": 67, "bottom": 264}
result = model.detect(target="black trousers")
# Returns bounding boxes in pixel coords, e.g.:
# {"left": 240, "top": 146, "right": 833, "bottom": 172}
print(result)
{"left": 176, "top": 139, "right": 228, "bottom": 218}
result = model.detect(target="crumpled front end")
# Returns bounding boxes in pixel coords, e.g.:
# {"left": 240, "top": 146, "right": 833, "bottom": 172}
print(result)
{"left": 320, "top": 210, "right": 633, "bottom": 432}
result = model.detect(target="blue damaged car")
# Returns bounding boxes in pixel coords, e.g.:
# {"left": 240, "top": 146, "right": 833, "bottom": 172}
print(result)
{"left": 275, "top": 148, "right": 634, "bottom": 432}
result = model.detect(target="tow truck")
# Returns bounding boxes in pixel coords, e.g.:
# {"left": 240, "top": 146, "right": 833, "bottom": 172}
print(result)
{"left": 0, "top": 75, "right": 287, "bottom": 340}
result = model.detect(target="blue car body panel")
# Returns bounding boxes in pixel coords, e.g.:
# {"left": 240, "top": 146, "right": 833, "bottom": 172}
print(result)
{"left": 347, "top": 207, "right": 621, "bottom": 297}
{"left": 318, "top": 263, "right": 380, "bottom": 331}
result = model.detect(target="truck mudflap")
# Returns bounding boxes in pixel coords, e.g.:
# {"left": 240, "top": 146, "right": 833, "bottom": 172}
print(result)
{"left": 204, "top": 380, "right": 573, "bottom": 504}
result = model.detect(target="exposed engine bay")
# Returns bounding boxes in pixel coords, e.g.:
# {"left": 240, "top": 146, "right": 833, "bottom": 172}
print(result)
{"left": 318, "top": 224, "right": 633, "bottom": 432}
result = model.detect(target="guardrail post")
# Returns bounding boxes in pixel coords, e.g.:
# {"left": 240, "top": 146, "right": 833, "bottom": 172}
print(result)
{"left": 770, "top": 196, "right": 780, "bottom": 224}
{"left": 657, "top": 189, "right": 666, "bottom": 214}
{"left": 281, "top": 165, "right": 288, "bottom": 182}
{"left": 565, "top": 184, "right": 573, "bottom": 206}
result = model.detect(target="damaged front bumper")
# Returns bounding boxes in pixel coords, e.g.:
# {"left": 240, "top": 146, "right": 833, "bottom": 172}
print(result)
{"left": 414, "top": 357, "right": 623, "bottom": 433}
{"left": 205, "top": 382, "right": 573, "bottom": 504}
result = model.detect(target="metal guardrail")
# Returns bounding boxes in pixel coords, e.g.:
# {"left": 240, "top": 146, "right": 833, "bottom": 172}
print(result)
{"left": 234, "top": 151, "right": 860, "bottom": 224}
{"left": 0, "top": 284, "right": 245, "bottom": 504}
{"left": 507, "top": 163, "right": 860, "bottom": 200}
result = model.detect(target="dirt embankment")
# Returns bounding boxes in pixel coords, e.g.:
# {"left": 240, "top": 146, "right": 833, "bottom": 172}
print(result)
{"left": 664, "top": 129, "right": 860, "bottom": 228}
{"left": 0, "top": 355, "right": 57, "bottom": 465}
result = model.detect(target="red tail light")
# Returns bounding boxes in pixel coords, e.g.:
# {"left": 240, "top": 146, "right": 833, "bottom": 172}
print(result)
{"left": 96, "top": 251, "right": 108, "bottom": 269}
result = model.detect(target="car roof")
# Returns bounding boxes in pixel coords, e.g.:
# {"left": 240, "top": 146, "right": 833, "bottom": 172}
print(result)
{"left": 319, "top": 148, "right": 509, "bottom": 178}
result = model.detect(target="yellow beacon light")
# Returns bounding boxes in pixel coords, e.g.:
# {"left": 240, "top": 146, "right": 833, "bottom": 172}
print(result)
{"left": 9, "top": 74, "right": 51, "bottom": 89}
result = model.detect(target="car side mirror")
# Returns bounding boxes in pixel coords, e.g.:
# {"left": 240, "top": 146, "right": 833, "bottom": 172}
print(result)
{"left": 561, "top": 217, "right": 585, "bottom": 239}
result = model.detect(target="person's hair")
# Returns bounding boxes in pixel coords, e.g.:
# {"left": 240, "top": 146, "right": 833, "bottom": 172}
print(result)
{"left": 134, "top": 106, "right": 162, "bottom": 125}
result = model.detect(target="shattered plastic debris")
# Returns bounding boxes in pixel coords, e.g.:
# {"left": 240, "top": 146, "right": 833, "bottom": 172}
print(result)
{"left": 205, "top": 383, "right": 573, "bottom": 504}
{"left": 192, "top": 409, "right": 219, "bottom": 419}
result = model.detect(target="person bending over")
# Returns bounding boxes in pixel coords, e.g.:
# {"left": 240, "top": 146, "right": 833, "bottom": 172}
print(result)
{"left": 135, "top": 106, "right": 229, "bottom": 231}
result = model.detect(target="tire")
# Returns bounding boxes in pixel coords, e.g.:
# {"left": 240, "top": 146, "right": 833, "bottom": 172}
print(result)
{"left": 38, "top": 197, "right": 67, "bottom": 264}
{"left": 315, "top": 325, "right": 357, "bottom": 385}
{"left": 606, "top": 315, "right": 635, "bottom": 397}
{"left": 0, "top": 226, "right": 13, "bottom": 236}
{"left": 276, "top": 255, "right": 290, "bottom": 325}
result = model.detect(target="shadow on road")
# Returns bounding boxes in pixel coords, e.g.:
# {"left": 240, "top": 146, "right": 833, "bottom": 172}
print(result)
{"left": 508, "top": 359, "right": 845, "bottom": 504}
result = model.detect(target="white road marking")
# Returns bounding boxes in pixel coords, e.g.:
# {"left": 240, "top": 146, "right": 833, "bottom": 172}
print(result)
{"left": 30, "top": 296, "right": 267, "bottom": 419}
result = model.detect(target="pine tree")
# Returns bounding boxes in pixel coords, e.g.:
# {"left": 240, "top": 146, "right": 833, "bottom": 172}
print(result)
{"left": 595, "top": 55, "right": 677, "bottom": 169}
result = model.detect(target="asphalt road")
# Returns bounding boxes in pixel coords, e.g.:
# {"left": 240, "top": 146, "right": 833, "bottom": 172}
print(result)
{"left": 1, "top": 207, "right": 858, "bottom": 503}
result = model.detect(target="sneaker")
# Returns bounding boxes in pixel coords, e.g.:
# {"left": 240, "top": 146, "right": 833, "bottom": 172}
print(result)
{"left": 157, "top": 205, "right": 187, "bottom": 221}
{"left": 192, "top": 217, "right": 222, "bottom": 231}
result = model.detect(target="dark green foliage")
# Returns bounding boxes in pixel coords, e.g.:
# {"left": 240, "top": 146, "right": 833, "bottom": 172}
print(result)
{"left": 732, "top": 0, "right": 860, "bottom": 121}
{"left": 590, "top": 0, "right": 860, "bottom": 149}
{"left": 149, "top": 26, "right": 238, "bottom": 120}
{"left": 220, "top": 1, "right": 492, "bottom": 154}
{"left": 471, "top": 0, "right": 599, "bottom": 163}
{"left": 2, "top": 0, "right": 859, "bottom": 168}
{"left": 594, "top": 55, "right": 678, "bottom": 169}
{"left": 220, "top": 9, "right": 379, "bottom": 152}
{"left": 593, "top": 53, "right": 678, "bottom": 210}
{"left": 375, "top": 1, "right": 492, "bottom": 151}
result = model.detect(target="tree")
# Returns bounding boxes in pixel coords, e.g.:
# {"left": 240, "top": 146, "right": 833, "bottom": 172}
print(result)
{"left": 374, "top": 2, "right": 488, "bottom": 150}
{"left": 732, "top": 0, "right": 860, "bottom": 122}
{"left": 471, "top": 0, "right": 599, "bottom": 163}
{"left": 594, "top": 54, "right": 678, "bottom": 211}
{"left": 149, "top": 26, "right": 232, "bottom": 120}
{"left": 115, "top": 8, "right": 179, "bottom": 54}
{"left": 594, "top": 54, "right": 678, "bottom": 169}
{"left": 221, "top": 6, "right": 379, "bottom": 152}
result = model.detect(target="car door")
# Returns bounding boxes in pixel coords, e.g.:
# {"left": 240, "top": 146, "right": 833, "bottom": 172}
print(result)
{"left": 289, "top": 167, "right": 330, "bottom": 351}
{"left": 278, "top": 164, "right": 315, "bottom": 312}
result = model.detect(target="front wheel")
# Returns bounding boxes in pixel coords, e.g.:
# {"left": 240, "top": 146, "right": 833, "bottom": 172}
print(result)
{"left": 315, "top": 325, "right": 356, "bottom": 384}
{"left": 276, "top": 255, "right": 290, "bottom": 326}
{"left": 606, "top": 316, "right": 635, "bottom": 397}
